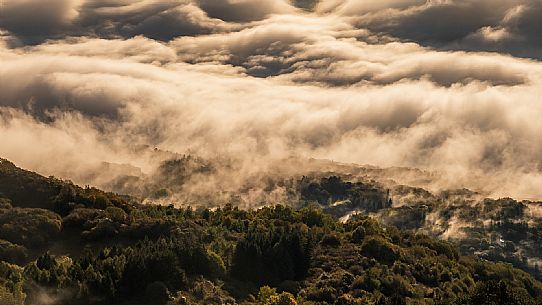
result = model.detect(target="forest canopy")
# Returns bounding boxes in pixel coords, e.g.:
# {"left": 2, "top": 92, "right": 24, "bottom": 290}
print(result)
{"left": 0, "top": 158, "right": 541, "bottom": 305}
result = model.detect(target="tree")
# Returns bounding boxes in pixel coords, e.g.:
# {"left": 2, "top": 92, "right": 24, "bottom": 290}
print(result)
{"left": 468, "top": 281, "right": 535, "bottom": 305}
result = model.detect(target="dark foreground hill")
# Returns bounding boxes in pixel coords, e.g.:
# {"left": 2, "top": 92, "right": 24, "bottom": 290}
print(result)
{"left": 0, "top": 158, "right": 541, "bottom": 305}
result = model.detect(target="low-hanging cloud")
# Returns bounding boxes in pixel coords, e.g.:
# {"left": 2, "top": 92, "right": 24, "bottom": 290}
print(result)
{"left": 1, "top": 0, "right": 542, "bottom": 203}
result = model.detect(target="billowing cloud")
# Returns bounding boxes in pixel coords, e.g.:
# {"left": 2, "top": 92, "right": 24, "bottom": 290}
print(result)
{"left": 1, "top": 0, "right": 542, "bottom": 202}
{"left": 0, "top": 0, "right": 82, "bottom": 44}
{"left": 0, "top": 0, "right": 226, "bottom": 44}
{"left": 2, "top": 0, "right": 541, "bottom": 58}
{"left": 196, "top": 0, "right": 296, "bottom": 22}
{"left": 317, "top": 0, "right": 426, "bottom": 15}
{"left": 328, "top": 0, "right": 542, "bottom": 59}
{"left": 75, "top": 0, "right": 231, "bottom": 40}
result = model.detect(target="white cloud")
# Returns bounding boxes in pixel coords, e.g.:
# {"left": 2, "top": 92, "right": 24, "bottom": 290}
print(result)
{"left": 1, "top": 0, "right": 542, "bottom": 202}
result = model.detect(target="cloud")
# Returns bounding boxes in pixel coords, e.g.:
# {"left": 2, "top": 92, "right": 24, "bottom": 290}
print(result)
{"left": 327, "top": 0, "right": 542, "bottom": 59}
{"left": 457, "top": 2, "right": 542, "bottom": 58}
{"left": 2, "top": 33, "right": 542, "bottom": 200}
{"left": 317, "top": 0, "right": 426, "bottom": 15}
{"left": 196, "top": 0, "right": 296, "bottom": 22}
{"left": 0, "top": 0, "right": 296, "bottom": 43}
{"left": 170, "top": 15, "right": 531, "bottom": 86}
{"left": 2, "top": 0, "right": 541, "bottom": 60}
{"left": 1, "top": 0, "right": 542, "bottom": 202}
{"left": 2, "top": 0, "right": 542, "bottom": 60}
{"left": 0, "top": 0, "right": 82, "bottom": 44}
{"left": 75, "top": 0, "right": 231, "bottom": 41}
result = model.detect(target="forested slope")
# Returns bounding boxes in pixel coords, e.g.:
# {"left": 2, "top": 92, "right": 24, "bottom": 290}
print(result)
{"left": 0, "top": 158, "right": 541, "bottom": 305}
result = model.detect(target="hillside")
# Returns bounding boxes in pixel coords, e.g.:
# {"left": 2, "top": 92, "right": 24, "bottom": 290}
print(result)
{"left": 0, "top": 158, "right": 541, "bottom": 305}
{"left": 64, "top": 153, "right": 542, "bottom": 283}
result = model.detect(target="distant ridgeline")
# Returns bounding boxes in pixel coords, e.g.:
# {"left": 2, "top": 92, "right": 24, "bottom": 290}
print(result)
{"left": 298, "top": 176, "right": 392, "bottom": 216}
{"left": 1, "top": 157, "right": 542, "bottom": 305}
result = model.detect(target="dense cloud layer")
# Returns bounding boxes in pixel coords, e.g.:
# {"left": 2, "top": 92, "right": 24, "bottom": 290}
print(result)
{"left": 1, "top": 0, "right": 542, "bottom": 201}
{"left": 2, "top": 0, "right": 542, "bottom": 58}
{"left": 333, "top": 0, "right": 542, "bottom": 59}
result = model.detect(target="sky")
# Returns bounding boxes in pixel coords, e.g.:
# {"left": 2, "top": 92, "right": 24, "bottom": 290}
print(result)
{"left": 1, "top": 0, "right": 542, "bottom": 200}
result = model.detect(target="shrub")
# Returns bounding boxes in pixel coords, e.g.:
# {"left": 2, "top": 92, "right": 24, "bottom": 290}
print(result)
{"left": 351, "top": 226, "right": 366, "bottom": 243}
{"left": 361, "top": 237, "right": 399, "bottom": 265}
{"left": 321, "top": 234, "right": 341, "bottom": 247}
{"left": 265, "top": 292, "right": 297, "bottom": 305}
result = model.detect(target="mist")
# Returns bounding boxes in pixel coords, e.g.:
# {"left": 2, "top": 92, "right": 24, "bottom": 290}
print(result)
{"left": 1, "top": 0, "right": 542, "bottom": 203}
